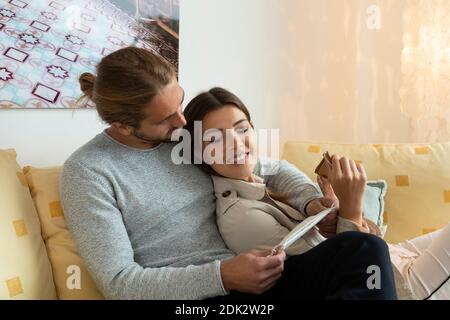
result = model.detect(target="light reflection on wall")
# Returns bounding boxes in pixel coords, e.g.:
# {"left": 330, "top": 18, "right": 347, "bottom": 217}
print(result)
{"left": 400, "top": 0, "right": 450, "bottom": 142}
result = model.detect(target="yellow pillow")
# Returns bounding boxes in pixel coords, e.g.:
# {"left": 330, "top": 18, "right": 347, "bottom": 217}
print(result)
{"left": 282, "top": 142, "right": 450, "bottom": 243}
{"left": 0, "top": 149, "right": 56, "bottom": 299}
{"left": 23, "top": 166, "right": 104, "bottom": 300}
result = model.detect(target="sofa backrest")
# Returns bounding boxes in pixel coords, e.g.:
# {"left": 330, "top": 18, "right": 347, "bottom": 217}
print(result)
{"left": 282, "top": 141, "right": 450, "bottom": 243}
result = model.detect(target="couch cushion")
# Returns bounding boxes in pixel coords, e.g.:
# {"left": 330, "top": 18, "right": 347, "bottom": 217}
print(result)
{"left": 23, "top": 166, "right": 104, "bottom": 300}
{"left": 0, "top": 149, "right": 56, "bottom": 299}
{"left": 364, "top": 180, "right": 387, "bottom": 227}
{"left": 282, "top": 142, "right": 450, "bottom": 243}
{"left": 313, "top": 180, "right": 387, "bottom": 228}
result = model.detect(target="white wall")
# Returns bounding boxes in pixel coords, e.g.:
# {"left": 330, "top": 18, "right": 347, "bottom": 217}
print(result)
{"left": 0, "top": 0, "right": 283, "bottom": 167}
{"left": 179, "top": 0, "right": 283, "bottom": 132}
{"left": 0, "top": 109, "right": 106, "bottom": 167}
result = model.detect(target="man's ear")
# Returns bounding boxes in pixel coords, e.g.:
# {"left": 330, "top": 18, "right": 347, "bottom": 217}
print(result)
{"left": 111, "top": 122, "right": 133, "bottom": 136}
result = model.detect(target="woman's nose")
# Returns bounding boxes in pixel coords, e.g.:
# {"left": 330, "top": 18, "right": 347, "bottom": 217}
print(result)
{"left": 231, "top": 131, "right": 245, "bottom": 150}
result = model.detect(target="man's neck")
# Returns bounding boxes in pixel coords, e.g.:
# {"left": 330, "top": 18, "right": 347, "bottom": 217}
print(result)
{"left": 105, "top": 127, "right": 160, "bottom": 150}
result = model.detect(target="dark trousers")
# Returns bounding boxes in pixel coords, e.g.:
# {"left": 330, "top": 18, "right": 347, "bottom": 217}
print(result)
{"left": 207, "top": 232, "right": 398, "bottom": 300}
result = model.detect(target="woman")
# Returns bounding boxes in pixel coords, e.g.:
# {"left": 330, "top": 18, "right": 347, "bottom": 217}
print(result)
{"left": 183, "top": 87, "right": 450, "bottom": 300}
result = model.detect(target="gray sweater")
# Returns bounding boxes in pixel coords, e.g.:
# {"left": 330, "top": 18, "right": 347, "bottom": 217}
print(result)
{"left": 60, "top": 130, "right": 322, "bottom": 299}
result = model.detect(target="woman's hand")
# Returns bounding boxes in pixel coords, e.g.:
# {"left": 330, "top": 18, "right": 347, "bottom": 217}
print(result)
{"left": 305, "top": 197, "right": 338, "bottom": 238}
{"left": 317, "top": 175, "right": 339, "bottom": 207}
{"left": 328, "top": 155, "right": 366, "bottom": 226}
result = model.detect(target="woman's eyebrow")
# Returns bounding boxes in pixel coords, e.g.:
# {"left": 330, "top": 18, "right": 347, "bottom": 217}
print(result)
{"left": 205, "top": 119, "right": 248, "bottom": 134}
{"left": 233, "top": 119, "right": 247, "bottom": 127}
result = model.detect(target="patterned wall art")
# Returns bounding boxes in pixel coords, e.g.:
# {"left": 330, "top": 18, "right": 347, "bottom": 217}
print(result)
{"left": 0, "top": 0, "right": 179, "bottom": 109}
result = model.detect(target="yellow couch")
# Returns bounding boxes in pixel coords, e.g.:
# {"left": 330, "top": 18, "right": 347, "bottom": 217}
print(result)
{"left": 1, "top": 142, "right": 449, "bottom": 299}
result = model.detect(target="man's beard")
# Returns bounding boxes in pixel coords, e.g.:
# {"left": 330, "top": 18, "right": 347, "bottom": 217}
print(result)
{"left": 133, "top": 129, "right": 174, "bottom": 145}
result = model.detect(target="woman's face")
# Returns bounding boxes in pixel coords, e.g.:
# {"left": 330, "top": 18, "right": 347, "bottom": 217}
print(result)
{"left": 201, "top": 105, "right": 257, "bottom": 180}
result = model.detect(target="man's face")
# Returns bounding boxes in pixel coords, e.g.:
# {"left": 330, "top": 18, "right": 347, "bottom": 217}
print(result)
{"left": 133, "top": 78, "right": 186, "bottom": 144}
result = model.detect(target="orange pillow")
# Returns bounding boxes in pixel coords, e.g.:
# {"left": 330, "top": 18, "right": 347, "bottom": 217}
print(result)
{"left": 23, "top": 166, "right": 104, "bottom": 300}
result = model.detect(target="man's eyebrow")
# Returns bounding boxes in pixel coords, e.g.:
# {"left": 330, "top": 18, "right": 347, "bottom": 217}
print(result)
{"left": 180, "top": 90, "right": 185, "bottom": 106}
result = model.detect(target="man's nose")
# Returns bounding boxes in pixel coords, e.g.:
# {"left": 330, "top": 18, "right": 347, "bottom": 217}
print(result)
{"left": 172, "top": 110, "right": 187, "bottom": 128}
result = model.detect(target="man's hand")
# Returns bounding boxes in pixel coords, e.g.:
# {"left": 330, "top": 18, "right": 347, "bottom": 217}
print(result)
{"left": 305, "top": 197, "right": 338, "bottom": 238}
{"left": 220, "top": 250, "right": 286, "bottom": 294}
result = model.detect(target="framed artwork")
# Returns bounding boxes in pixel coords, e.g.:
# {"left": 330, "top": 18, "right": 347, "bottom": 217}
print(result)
{"left": 0, "top": 0, "right": 180, "bottom": 109}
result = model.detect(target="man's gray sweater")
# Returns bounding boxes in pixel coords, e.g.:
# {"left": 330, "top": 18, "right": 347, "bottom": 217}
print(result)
{"left": 60, "top": 130, "right": 322, "bottom": 299}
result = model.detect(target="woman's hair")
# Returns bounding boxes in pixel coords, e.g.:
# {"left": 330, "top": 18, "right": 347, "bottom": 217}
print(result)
{"left": 183, "top": 87, "right": 253, "bottom": 176}
{"left": 79, "top": 46, "right": 176, "bottom": 128}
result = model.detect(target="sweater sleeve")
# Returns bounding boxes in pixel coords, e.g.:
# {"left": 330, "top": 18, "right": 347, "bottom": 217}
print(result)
{"left": 60, "top": 161, "right": 227, "bottom": 300}
{"left": 253, "top": 157, "right": 323, "bottom": 214}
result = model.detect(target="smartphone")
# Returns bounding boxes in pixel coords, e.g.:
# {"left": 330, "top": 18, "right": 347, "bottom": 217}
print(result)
{"left": 314, "top": 151, "right": 332, "bottom": 178}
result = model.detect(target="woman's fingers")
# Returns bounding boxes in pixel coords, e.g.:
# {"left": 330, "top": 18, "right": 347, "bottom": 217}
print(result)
{"left": 318, "top": 176, "right": 331, "bottom": 188}
{"left": 317, "top": 175, "right": 324, "bottom": 189}
{"left": 318, "top": 220, "right": 337, "bottom": 229}
{"left": 331, "top": 155, "right": 363, "bottom": 180}
{"left": 340, "top": 157, "right": 352, "bottom": 177}
{"left": 317, "top": 176, "right": 335, "bottom": 199}
{"left": 320, "top": 197, "right": 336, "bottom": 208}
{"left": 357, "top": 163, "right": 367, "bottom": 181}
{"left": 326, "top": 209, "right": 338, "bottom": 220}
{"left": 331, "top": 155, "right": 342, "bottom": 177}
{"left": 349, "top": 159, "right": 359, "bottom": 177}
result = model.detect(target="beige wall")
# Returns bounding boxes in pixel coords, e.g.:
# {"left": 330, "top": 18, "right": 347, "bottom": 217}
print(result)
{"left": 278, "top": 0, "right": 407, "bottom": 145}
{"left": 183, "top": 0, "right": 450, "bottom": 150}
{"left": 278, "top": 0, "right": 450, "bottom": 146}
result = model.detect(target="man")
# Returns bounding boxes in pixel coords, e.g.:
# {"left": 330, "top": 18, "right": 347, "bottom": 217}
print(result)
{"left": 60, "top": 47, "right": 397, "bottom": 299}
